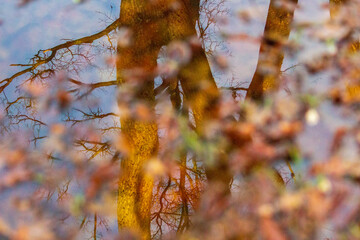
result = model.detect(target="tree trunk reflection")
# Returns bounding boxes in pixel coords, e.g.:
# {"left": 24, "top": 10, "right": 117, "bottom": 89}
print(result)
{"left": 246, "top": 0, "right": 298, "bottom": 100}
{"left": 116, "top": 0, "right": 231, "bottom": 237}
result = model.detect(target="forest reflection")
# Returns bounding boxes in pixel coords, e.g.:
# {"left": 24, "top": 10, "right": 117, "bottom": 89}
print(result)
{"left": 2, "top": 0, "right": 360, "bottom": 239}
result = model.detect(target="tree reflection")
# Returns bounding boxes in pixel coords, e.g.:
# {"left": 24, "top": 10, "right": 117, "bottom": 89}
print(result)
{"left": 329, "top": 0, "right": 360, "bottom": 102}
{"left": 1, "top": 0, "right": 231, "bottom": 238}
{"left": 3, "top": 0, "right": 360, "bottom": 239}
{"left": 115, "top": 0, "right": 232, "bottom": 238}
{"left": 247, "top": 0, "right": 298, "bottom": 100}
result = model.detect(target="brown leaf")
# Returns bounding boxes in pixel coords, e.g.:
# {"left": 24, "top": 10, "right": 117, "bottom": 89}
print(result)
{"left": 260, "top": 217, "right": 288, "bottom": 240}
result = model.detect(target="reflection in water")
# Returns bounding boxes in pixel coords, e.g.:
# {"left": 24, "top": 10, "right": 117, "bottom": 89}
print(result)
{"left": 1, "top": 0, "right": 360, "bottom": 239}
{"left": 115, "top": 0, "right": 231, "bottom": 238}
{"left": 246, "top": 0, "right": 298, "bottom": 100}
{"left": 1, "top": 0, "right": 230, "bottom": 238}
{"left": 329, "top": 0, "right": 360, "bottom": 102}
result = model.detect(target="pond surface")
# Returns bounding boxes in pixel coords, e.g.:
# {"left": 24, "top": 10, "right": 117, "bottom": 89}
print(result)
{"left": 0, "top": 0, "right": 355, "bottom": 239}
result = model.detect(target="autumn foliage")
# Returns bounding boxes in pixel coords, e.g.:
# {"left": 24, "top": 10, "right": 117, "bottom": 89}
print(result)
{"left": 1, "top": 0, "right": 360, "bottom": 239}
